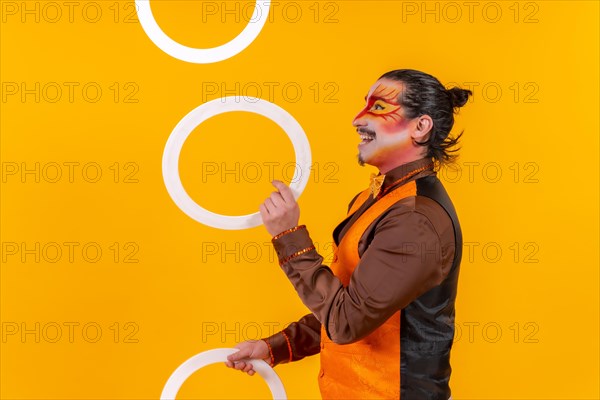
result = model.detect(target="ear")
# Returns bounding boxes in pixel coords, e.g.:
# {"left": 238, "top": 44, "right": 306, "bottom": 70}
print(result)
{"left": 412, "top": 115, "right": 433, "bottom": 142}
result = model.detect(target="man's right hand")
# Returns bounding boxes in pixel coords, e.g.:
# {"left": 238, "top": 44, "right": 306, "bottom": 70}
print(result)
{"left": 224, "top": 339, "right": 271, "bottom": 376}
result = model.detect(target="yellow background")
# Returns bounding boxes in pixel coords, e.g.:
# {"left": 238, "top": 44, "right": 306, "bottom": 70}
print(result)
{"left": 1, "top": 0, "right": 599, "bottom": 399}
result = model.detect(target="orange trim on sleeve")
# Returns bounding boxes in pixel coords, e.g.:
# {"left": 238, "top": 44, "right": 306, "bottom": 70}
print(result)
{"left": 281, "top": 331, "right": 293, "bottom": 363}
{"left": 271, "top": 225, "right": 306, "bottom": 241}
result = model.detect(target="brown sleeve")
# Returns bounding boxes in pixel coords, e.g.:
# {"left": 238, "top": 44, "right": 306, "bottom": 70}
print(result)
{"left": 271, "top": 207, "right": 452, "bottom": 345}
{"left": 262, "top": 313, "right": 322, "bottom": 367}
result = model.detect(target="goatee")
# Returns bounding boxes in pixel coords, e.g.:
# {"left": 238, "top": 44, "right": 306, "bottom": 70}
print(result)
{"left": 357, "top": 153, "right": 366, "bottom": 166}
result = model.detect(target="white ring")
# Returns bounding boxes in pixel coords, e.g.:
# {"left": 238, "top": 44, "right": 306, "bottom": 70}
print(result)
{"left": 135, "top": 0, "right": 271, "bottom": 63}
{"left": 161, "top": 348, "right": 287, "bottom": 399}
{"left": 162, "top": 97, "right": 311, "bottom": 230}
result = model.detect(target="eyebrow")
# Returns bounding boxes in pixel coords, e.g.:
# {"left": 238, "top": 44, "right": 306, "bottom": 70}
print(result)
{"left": 364, "top": 95, "right": 399, "bottom": 105}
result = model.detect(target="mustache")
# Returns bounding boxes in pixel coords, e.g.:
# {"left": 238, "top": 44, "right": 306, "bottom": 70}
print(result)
{"left": 357, "top": 128, "right": 376, "bottom": 137}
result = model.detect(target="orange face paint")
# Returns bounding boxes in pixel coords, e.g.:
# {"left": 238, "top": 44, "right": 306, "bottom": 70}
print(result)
{"left": 354, "top": 83, "right": 402, "bottom": 122}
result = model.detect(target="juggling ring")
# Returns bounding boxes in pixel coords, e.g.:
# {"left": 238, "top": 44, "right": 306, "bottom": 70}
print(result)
{"left": 135, "top": 0, "right": 271, "bottom": 63}
{"left": 160, "top": 348, "right": 287, "bottom": 399}
{"left": 162, "top": 96, "right": 311, "bottom": 230}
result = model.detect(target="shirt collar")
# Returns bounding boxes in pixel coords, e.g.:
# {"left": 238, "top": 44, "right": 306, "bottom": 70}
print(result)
{"left": 379, "top": 157, "right": 435, "bottom": 190}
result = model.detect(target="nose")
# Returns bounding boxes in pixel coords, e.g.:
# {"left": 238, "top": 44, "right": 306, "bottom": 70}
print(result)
{"left": 352, "top": 107, "right": 368, "bottom": 128}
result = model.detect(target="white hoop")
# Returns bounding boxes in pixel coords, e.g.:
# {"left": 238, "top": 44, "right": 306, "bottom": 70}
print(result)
{"left": 162, "top": 96, "right": 311, "bottom": 230}
{"left": 135, "top": 0, "right": 271, "bottom": 63}
{"left": 161, "top": 348, "right": 287, "bottom": 399}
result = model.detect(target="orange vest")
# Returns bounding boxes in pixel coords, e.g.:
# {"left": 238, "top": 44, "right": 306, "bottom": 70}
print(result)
{"left": 318, "top": 181, "right": 418, "bottom": 400}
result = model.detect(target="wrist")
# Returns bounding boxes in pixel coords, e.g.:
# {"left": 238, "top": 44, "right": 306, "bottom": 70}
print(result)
{"left": 271, "top": 225, "right": 315, "bottom": 266}
{"left": 271, "top": 225, "right": 306, "bottom": 241}
{"left": 262, "top": 338, "right": 275, "bottom": 367}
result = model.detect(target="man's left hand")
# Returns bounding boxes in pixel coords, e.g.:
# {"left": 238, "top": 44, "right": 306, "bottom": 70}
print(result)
{"left": 259, "top": 180, "right": 300, "bottom": 237}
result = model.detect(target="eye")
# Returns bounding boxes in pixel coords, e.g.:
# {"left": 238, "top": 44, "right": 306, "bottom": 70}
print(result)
{"left": 372, "top": 101, "right": 385, "bottom": 111}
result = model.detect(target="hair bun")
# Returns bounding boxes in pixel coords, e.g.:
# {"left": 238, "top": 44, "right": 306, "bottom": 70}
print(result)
{"left": 448, "top": 87, "right": 472, "bottom": 108}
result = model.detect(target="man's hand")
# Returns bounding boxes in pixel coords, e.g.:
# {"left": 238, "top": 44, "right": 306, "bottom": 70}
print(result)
{"left": 259, "top": 180, "right": 300, "bottom": 237}
{"left": 224, "top": 339, "right": 271, "bottom": 376}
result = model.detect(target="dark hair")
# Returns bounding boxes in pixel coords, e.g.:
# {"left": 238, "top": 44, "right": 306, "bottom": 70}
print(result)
{"left": 379, "top": 69, "right": 472, "bottom": 166}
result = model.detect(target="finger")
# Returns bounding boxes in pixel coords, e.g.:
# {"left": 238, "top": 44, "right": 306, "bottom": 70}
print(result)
{"left": 270, "top": 191, "right": 285, "bottom": 208}
{"left": 259, "top": 203, "right": 270, "bottom": 223}
{"left": 243, "top": 363, "right": 254, "bottom": 373}
{"left": 259, "top": 203, "right": 269, "bottom": 217}
{"left": 233, "top": 361, "right": 246, "bottom": 370}
{"left": 248, "top": 370, "right": 255, "bottom": 376}
{"left": 272, "top": 180, "right": 295, "bottom": 204}
{"left": 227, "top": 348, "right": 250, "bottom": 362}
{"left": 264, "top": 198, "right": 276, "bottom": 214}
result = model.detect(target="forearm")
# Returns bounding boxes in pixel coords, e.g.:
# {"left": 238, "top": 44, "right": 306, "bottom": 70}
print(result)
{"left": 262, "top": 313, "right": 322, "bottom": 367}
{"left": 271, "top": 226, "right": 347, "bottom": 340}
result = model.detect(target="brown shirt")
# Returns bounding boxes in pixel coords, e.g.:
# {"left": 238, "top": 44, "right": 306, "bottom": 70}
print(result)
{"left": 263, "top": 157, "right": 456, "bottom": 365}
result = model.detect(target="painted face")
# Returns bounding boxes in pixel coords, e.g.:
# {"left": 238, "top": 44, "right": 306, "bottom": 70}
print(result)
{"left": 353, "top": 79, "right": 416, "bottom": 169}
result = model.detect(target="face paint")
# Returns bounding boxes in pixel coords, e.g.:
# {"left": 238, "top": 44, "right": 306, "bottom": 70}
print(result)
{"left": 353, "top": 79, "right": 417, "bottom": 170}
{"left": 355, "top": 84, "right": 402, "bottom": 122}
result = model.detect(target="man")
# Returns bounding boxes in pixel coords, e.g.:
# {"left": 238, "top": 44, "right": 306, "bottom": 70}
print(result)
{"left": 225, "top": 69, "right": 472, "bottom": 399}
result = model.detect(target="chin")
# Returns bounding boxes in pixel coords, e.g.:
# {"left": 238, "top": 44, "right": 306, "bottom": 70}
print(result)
{"left": 357, "top": 153, "right": 376, "bottom": 168}
{"left": 357, "top": 154, "right": 366, "bottom": 166}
